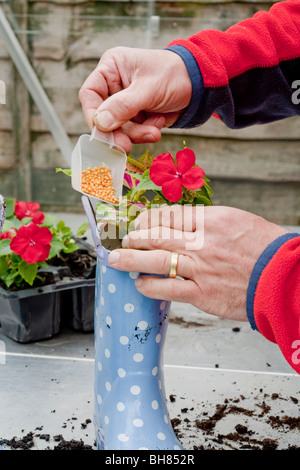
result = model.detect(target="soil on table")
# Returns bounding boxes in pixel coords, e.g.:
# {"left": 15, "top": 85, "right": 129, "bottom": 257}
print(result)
{"left": 170, "top": 391, "right": 300, "bottom": 450}
{"left": 1, "top": 392, "right": 300, "bottom": 450}
{"left": 0, "top": 420, "right": 94, "bottom": 451}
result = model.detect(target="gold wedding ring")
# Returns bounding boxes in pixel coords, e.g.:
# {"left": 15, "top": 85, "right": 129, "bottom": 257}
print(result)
{"left": 169, "top": 252, "right": 179, "bottom": 278}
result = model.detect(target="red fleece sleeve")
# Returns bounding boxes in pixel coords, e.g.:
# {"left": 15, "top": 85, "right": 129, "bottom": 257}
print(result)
{"left": 254, "top": 236, "right": 300, "bottom": 373}
{"left": 166, "top": 0, "right": 300, "bottom": 129}
{"left": 167, "top": 0, "right": 300, "bottom": 88}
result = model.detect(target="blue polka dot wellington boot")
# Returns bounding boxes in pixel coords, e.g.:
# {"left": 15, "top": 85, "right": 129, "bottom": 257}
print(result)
{"left": 82, "top": 196, "right": 183, "bottom": 451}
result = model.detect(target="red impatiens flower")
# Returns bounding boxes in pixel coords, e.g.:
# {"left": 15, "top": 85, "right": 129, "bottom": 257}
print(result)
{"left": 10, "top": 223, "right": 52, "bottom": 264}
{"left": 149, "top": 148, "right": 205, "bottom": 202}
{"left": 15, "top": 201, "right": 45, "bottom": 224}
{"left": 0, "top": 228, "right": 17, "bottom": 240}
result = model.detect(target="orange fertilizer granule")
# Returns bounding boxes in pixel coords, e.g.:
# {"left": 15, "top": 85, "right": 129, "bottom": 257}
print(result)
{"left": 81, "top": 165, "right": 119, "bottom": 204}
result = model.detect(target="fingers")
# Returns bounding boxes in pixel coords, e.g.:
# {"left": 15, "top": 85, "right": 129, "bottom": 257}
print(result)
{"left": 78, "top": 68, "right": 109, "bottom": 130}
{"left": 111, "top": 129, "right": 133, "bottom": 155}
{"left": 93, "top": 82, "right": 152, "bottom": 132}
{"left": 108, "top": 115, "right": 165, "bottom": 154}
{"left": 134, "top": 276, "right": 198, "bottom": 303}
{"left": 108, "top": 248, "right": 195, "bottom": 280}
{"left": 122, "top": 226, "right": 203, "bottom": 253}
{"left": 135, "top": 205, "right": 202, "bottom": 232}
{"left": 121, "top": 116, "right": 165, "bottom": 144}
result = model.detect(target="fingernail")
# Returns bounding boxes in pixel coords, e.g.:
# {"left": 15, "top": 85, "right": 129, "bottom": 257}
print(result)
{"left": 108, "top": 250, "right": 120, "bottom": 265}
{"left": 135, "top": 277, "right": 143, "bottom": 288}
{"left": 94, "top": 110, "right": 114, "bottom": 130}
{"left": 143, "top": 133, "right": 156, "bottom": 142}
{"left": 122, "top": 235, "right": 129, "bottom": 248}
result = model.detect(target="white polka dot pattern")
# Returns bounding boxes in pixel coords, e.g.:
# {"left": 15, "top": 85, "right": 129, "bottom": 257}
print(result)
{"left": 93, "top": 260, "right": 183, "bottom": 450}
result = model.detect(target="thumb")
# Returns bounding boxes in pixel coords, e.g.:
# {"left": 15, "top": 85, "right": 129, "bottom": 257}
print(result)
{"left": 93, "top": 82, "right": 151, "bottom": 131}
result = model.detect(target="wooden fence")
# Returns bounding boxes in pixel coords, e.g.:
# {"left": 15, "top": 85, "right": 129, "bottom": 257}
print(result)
{"left": 0, "top": 0, "right": 299, "bottom": 225}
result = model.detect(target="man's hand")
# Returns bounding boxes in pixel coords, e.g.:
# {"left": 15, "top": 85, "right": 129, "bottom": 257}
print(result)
{"left": 79, "top": 47, "right": 192, "bottom": 153}
{"left": 108, "top": 205, "right": 288, "bottom": 322}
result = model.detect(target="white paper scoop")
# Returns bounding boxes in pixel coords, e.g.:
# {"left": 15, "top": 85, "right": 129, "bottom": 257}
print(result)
{"left": 71, "top": 127, "right": 127, "bottom": 205}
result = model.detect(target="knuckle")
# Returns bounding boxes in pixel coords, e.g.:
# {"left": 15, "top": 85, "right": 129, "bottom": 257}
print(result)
{"left": 149, "top": 234, "right": 162, "bottom": 250}
{"left": 122, "top": 249, "right": 137, "bottom": 270}
{"left": 156, "top": 251, "right": 170, "bottom": 274}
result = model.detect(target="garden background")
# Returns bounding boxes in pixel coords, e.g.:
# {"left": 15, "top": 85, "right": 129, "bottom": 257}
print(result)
{"left": 0, "top": 0, "right": 299, "bottom": 225}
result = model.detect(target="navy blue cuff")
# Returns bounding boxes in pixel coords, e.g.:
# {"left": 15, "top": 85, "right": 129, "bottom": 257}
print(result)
{"left": 165, "top": 45, "right": 204, "bottom": 128}
{"left": 246, "top": 232, "right": 300, "bottom": 331}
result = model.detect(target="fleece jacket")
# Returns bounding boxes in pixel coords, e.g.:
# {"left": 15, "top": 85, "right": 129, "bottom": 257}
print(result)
{"left": 166, "top": 0, "right": 300, "bottom": 373}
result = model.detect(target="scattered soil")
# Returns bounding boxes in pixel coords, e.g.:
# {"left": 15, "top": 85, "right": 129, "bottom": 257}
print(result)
{"left": 0, "top": 420, "right": 95, "bottom": 451}
{"left": 53, "top": 438, "right": 93, "bottom": 450}
{"left": 169, "top": 391, "right": 300, "bottom": 451}
{"left": 169, "top": 316, "right": 205, "bottom": 328}
{"left": 1, "top": 393, "right": 300, "bottom": 451}
{"left": 0, "top": 432, "right": 35, "bottom": 450}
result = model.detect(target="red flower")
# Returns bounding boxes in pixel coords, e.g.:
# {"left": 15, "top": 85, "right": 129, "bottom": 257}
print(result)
{"left": 0, "top": 228, "right": 17, "bottom": 240}
{"left": 15, "top": 201, "right": 45, "bottom": 224}
{"left": 10, "top": 223, "right": 52, "bottom": 264}
{"left": 149, "top": 148, "right": 205, "bottom": 202}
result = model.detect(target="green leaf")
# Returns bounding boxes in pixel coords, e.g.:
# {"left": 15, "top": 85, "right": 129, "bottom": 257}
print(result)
{"left": 124, "top": 169, "right": 142, "bottom": 180}
{"left": 76, "top": 221, "right": 90, "bottom": 237}
{"left": 0, "top": 239, "right": 12, "bottom": 256}
{"left": 56, "top": 220, "right": 66, "bottom": 232}
{"left": 4, "top": 198, "right": 15, "bottom": 218}
{"left": 19, "top": 216, "right": 32, "bottom": 225}
{"left": 2, "top": 270, "right": 21, "bottom": 288}
{"left": 0, "top": 257, "right": 8, "bottom": 277}
{"left": 194, "top": 195, "right": 213, "bottom": 206}
{"left": 43, "top": 213, "right": 57, "bottom": 227}
{"left": 203, "top": 181, "right": 213, "bottom": 197}
{"left": 56, "top": 168, "right": 71, "bottom": 176}
{"left": 96, "top": 203, "right": 117, "bottom": 222}
{"left": 63, "top": 242, "right": 78, "bottom": 254}
{"left": 129, "top": 171, "right": 161, "bottom": 200}
{"left": 2, "top": 215, "right": 22, "bottom": 231}
{"left": 18, "top": 260, "right": 38, "bottom": 286}
{"left": 48, "top": 238, "right": 65, "bottom": 259}
{"left": 2, "top": 219, "right": 15, "bottom": 232}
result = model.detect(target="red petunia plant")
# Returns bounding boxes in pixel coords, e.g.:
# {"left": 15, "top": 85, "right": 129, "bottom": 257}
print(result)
{"left": 79, "top": 146, "right": 213, "bottom": 242}
{"left": 10, "top": 223, "right": 52, "bottom": 264}
{"left": 14, "top": 201, "right": 45, "bottom": 225}
{"left": 0, "top": 198, "right": 79, "bottom": 289}
{"left": 149, "top": 149, "right": 206, "bottom": 203}
{"left": 124, "top": 147, "right": 212, "bottom": 207}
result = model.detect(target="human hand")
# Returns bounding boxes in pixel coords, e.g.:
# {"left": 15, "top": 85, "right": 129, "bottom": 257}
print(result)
{"left": 79, "top": 47, "right": 192, "bottom": 153}
{"left": 108, "top": 205, "right": 288, "bottom": 322}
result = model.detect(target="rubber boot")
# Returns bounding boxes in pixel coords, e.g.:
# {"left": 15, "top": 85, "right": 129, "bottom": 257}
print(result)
{"left": 93, "top": 259, "right": 183, "bottom": 450}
